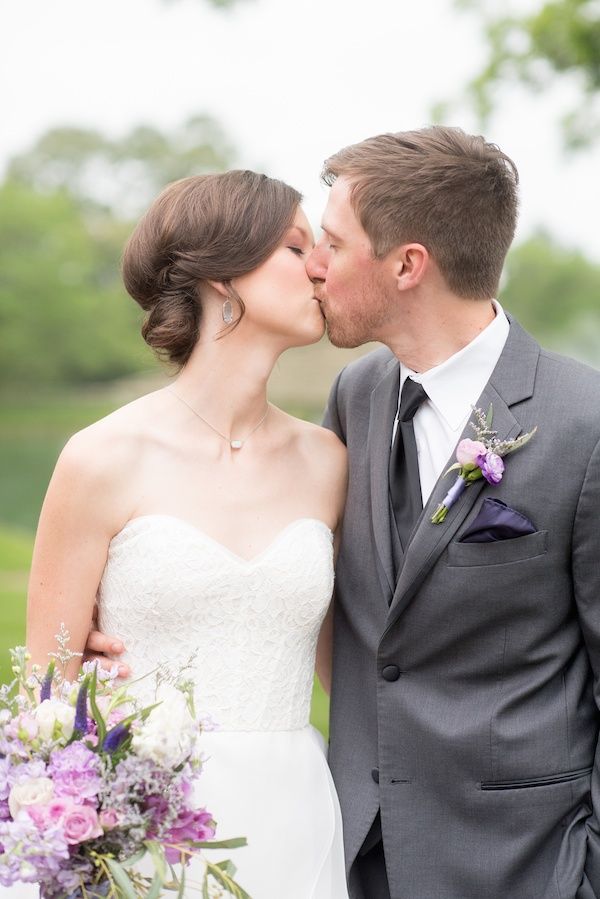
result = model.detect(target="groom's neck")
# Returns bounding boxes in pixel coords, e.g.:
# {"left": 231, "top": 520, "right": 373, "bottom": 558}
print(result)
{"left": 384, "top": 291, "right": 497, "bottom": 373}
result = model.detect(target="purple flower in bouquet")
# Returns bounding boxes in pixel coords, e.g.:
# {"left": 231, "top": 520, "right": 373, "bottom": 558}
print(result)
{"left": 477, "top": 451, "right": 505, "bottom": 485}
{"left": 0, "top": 756, "right": 10, "bottom": 801}
{"left": 164, "top": 808, "right": 216, "bottom": 864}
{"left": 48, "top": 743, "right": 102, "bottom": 802}
{"left": 8, "top": 759, "right": 47, "bottom": 788}
{"left": 0, "top": 814, "right": 69, "bottom": 886}
{"left": 102, "top": 722, "right": 129, "bottom": 753}
{"left": 61, "top": 803, "right": 103, "bottom": 845}
{"left": 73, "top": 678, "right": 90, "bottom": 735}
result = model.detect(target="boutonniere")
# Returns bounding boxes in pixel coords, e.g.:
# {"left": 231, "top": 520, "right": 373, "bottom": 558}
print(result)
{"left": 431, "top": 405, "right": 537, "bottom": 524}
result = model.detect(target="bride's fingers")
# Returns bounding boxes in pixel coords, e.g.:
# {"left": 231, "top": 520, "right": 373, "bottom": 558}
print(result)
{"left": 85, "top": 629, "right": 125, "bottom": 656}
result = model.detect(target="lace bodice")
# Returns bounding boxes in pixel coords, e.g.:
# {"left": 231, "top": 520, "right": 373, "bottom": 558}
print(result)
{"left": 97, "top": 515, "right": 334, "bottom": 732}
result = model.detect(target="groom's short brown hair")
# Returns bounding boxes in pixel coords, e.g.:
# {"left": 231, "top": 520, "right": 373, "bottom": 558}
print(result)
{"left": 322, "top": 126, "right": 519, "bottom": 299}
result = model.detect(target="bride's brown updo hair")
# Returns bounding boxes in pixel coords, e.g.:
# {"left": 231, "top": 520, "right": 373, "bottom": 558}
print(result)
{"left": 122, "top": 170, "right": 302, "bottom": 366}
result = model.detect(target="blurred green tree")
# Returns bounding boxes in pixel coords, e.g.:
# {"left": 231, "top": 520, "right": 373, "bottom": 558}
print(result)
{"left": 460, "top": 0, "right": 600, "bottom": 147}
{"left": 7, "top": 115, "right": 236, "bottom": 217}
{"left": 0, "top": 181, "right": 147, "bottom": 386}
{"left": 499, "top": 230, "right": 600, "bottom": 365}
{"left": 0, "top": 115, "right": 235, "bottom": 387}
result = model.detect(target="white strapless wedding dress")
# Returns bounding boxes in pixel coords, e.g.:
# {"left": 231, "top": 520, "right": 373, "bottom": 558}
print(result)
{"left": 98, "top": 514, "right": 349, "bottom": 899}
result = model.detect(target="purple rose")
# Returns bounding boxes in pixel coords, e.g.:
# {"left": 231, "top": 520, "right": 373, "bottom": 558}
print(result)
{"left": 477, "top": 451, "right": 505, "bottom": 485}
{"left": 48, "top": 742, "right": 102, "bottom": 802}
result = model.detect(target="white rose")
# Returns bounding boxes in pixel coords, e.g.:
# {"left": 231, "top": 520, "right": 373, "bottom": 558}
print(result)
{"left": 132, "top": 691, "right": 197, "bottom": 768}
{"left": 8, "top": 777, "right": 54, "bottom": 818}
{"left": 33, "top": 699, "right": 76, "bottom": 742}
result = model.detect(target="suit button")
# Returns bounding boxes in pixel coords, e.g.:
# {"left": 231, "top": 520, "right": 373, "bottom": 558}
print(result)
{"left": 371, "top": 767, "right": 380, "bottom": 784}
{"left": 382, "top": 665, "right": 401, "bottom": 681}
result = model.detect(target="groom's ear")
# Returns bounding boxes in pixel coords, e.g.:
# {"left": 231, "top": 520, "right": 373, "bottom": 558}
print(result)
{"left": 391, "top": 243, "right": 429, "bottom": 292}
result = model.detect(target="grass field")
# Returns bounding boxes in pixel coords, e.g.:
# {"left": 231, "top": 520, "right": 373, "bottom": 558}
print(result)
{"left": 0, "top": 354, "right": 364, "bottom": 734}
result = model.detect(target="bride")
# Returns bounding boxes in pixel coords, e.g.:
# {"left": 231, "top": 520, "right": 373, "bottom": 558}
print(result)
{"left": 24, "top": 171, "right": 349, "bottom": 898}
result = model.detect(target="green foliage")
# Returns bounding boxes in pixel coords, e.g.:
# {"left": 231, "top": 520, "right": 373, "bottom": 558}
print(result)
{"left": 460, "top": 0, "right": 600, "bottom": 146}
{"left": 0, "top": 179, "right": 150, "bottom": 386}
{"left": 0, "top": 115, "right": 236, "bottom": 389}
{"left": 499, "top": 230, "right": 600, "bottom": 363}
{"left": 7, "top": 116, "right": 236, "bottom": 217}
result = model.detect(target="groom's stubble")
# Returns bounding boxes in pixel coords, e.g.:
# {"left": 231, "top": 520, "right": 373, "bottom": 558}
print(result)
{"left": 320, "top": 264, "right": 396, "bottom": 350}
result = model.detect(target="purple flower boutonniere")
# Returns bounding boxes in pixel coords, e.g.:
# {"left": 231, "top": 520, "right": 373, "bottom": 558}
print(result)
{"left": 431, "top": 405, "right": 537, "bottom": 524}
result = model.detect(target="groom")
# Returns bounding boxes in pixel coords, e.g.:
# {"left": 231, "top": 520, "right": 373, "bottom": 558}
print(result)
{"left": 304, "top": 127, "right": 600, "bottom": 899}
{"left": 87, "top": 126, "right": 600, "bottom": 898}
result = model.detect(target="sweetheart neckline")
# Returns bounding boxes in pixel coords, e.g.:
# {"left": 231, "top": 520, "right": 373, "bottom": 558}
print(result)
{"left": 109, "top": 514, "right": 333, "bottom": 566}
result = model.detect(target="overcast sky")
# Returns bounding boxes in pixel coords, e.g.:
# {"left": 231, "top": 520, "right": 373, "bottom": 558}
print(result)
{"left": 2, "top": 0, "right": 598, "bottom": 259}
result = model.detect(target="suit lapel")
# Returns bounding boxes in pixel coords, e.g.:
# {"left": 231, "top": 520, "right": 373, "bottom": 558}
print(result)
{"left": 384, "top": 319, "right": 540, "bottom": 632}
{"left": 367, "top": 357, "right": 400, "bottom": 601}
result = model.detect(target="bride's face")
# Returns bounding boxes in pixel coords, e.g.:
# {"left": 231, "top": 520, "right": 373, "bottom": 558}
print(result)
{"left": 232, "top": 208, "right": 325, "bottom": 348}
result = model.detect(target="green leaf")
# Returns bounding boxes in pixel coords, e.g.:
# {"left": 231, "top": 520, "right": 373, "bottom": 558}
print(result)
{"left": 215, "top": 859, "right": 236, "bottom": 876}
{"left": 144, "top": 840, "right": 167, "bottom": 883}
{"left": 120, "top": 849, "right": 146, "bottom": 869}
{"left": 176, "top": 865, "right": 186, "bottom": 899}
{"left": 104, "top": 859, "right": 137, "bottom": 899}
{"left": 205, "top": 860, "right": 253, "bottom": 899}
{"left": 501, "top": 425, "right": 538, "bottom": 456}
{"left": 442, "top": 462, "right": 462, "bottom": 478}
{"left": 146, "top": 872, "right": 164, "bottom": 899}
{"left": 485, "top": 404, "right": 494, "bottom": 430}
{"left": 88, "top": 665, "right": 106, "bottom": 747}
{"left": 190, "top": 837, "right": 248, "bottom": 850}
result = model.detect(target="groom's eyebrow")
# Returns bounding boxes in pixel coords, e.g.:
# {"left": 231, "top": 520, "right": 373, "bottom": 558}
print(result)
{"left": 321, "top": 223, "right": 342, "bottom": 243}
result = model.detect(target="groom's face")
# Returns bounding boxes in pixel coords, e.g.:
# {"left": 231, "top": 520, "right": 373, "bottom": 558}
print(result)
{"left": 306, "top": 177, "right": 394, "bottom": 348}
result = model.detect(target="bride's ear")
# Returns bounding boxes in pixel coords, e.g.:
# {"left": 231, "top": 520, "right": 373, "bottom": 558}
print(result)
{"left": 206, "top": 280, "right": 230, "bottom": 299}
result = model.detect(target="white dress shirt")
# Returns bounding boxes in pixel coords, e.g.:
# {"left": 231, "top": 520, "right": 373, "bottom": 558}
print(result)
{"left": 392, "top": 300, "right": 510, "bottom": 505}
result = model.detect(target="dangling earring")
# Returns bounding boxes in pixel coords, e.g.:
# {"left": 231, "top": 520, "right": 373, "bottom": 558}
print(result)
{"left": 222, "top": 299, "right": 234, "bottom": 324}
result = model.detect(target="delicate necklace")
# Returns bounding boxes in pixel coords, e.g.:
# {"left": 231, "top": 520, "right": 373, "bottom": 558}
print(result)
{"left": 168, "top": 388, "right": 270, "bottom": 450}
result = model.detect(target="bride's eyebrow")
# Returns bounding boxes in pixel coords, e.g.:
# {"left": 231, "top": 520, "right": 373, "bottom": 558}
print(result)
{"left": 287, "top": 225, "right": 313, "bottom": 245}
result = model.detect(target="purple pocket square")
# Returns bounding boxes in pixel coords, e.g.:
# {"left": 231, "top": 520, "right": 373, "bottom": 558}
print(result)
{"left": 460, "top": 498, "right": 536, "bottom": 543}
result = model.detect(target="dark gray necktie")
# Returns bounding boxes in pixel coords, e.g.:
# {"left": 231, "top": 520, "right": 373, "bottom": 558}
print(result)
{"left": 389, "top": 377, "right": 428, "bottom": 561}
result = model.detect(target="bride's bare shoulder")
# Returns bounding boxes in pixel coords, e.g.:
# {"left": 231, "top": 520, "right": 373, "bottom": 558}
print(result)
{"left": 55, "top": 389, "right": 168, "bottom": 483}
{"left": 277, "top": 408, "right": 347, "bottom": 472}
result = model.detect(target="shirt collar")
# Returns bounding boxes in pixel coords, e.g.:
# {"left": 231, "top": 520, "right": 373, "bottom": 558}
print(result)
{"left": 400, "top": 299, "right": 510, "bottom": 431}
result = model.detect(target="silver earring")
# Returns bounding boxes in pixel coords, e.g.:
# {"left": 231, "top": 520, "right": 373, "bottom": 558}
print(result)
{"left": 222, "top": 299, "right": 233, "bottom": 324}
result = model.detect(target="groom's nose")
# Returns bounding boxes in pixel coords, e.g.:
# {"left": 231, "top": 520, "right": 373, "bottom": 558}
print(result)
{"left": 306, "top": 235, "right": 329, "bottom": 283}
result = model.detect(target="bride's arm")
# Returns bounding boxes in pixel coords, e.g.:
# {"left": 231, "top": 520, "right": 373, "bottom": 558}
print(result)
{"left": 315, "top": 435, "right": 348, "bottom": 697}
{"left": 27, "top": 428, "right": 131, "bottom": 682}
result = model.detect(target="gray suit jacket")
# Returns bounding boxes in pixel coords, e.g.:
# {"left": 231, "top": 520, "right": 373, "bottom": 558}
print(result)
{"left": 324, "top": 319, "right": 600, "bottom": 899}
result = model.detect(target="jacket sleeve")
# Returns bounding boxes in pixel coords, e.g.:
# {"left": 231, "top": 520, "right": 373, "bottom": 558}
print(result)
{"left": 573, "top": 435, "right": 600, "bottom": 897}
{"left": 321, "top": 368, "right": 346, "bottom": 444}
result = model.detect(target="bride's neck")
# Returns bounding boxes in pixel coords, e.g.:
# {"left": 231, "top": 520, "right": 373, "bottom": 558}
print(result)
{"left": 172, "top": 328, "right": 278, "bottom": 435}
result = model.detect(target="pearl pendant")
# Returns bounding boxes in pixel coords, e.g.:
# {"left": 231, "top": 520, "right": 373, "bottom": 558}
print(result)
{"left": 230, "top": 440, "right": 243, "bottom": 450}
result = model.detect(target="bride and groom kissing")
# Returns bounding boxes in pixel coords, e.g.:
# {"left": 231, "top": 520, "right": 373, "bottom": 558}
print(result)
{"left": 27, "top": 126, "right": 600, "bottom": 899}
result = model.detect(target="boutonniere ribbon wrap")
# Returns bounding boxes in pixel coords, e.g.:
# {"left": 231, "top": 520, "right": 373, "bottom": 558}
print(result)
{"left": 431, "top": 405, "right": 537, "bottom": 524}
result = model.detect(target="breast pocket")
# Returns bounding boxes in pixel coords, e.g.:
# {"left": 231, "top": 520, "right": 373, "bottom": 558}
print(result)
{"left": 447, "top": 530, "right": 548, "bottom": 568}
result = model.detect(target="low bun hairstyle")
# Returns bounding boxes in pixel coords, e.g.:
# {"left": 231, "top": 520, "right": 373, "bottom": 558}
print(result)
{"left": 122, "top": 170, "right": 302, "bottom": 366}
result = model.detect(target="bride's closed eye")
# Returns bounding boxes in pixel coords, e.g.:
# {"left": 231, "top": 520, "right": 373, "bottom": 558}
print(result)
{"left": 288, "top": 246, "right": 305, "bottom": 256}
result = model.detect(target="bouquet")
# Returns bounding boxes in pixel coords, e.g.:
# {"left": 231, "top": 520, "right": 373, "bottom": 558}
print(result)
{"left": 0, "top": 627, "right": 250, "bottom": 898}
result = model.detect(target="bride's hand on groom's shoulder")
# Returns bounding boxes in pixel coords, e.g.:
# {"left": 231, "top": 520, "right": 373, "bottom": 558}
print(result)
{"left": 84, "top": 607, "right": 130, "bottom": 678}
